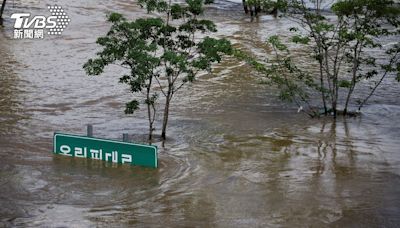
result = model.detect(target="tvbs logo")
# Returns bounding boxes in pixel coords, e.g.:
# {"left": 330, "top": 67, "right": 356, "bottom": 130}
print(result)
{"left": 12, "top": 14, "right": 57, "bottom": 29}
{"left": 11, "top": 5, "right": 70, "bottom": 39}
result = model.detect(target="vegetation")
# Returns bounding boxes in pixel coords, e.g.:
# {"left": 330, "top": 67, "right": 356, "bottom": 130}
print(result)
{"left": 242, "top": 0, "right": 278, "bottom": 17}
{"left": 237, "top": 0, "right": 400, "bottom": 117}
{"left": 83, "top": 0, "right": 232, "bottom": 142}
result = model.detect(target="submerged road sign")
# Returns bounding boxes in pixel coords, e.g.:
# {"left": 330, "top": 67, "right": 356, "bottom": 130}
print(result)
{"left": 53, "top": 133, "right": 157, "bottom": 168}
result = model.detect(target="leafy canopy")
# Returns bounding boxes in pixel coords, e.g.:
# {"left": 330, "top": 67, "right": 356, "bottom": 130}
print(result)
{"left": 83, "top": 0, "right": 232, "bottom": 113}
{"left": 83, "top": 0, "right": 232, "bottom": 140}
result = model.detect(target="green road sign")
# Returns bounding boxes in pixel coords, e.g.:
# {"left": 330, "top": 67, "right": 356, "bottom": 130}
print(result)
{"left": 53, "top": 133, "right": 157, "bottom": 168}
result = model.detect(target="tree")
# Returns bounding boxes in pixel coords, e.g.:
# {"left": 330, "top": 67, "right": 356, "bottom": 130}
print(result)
{"left": 242, "top": 0, "right": 279, "bottom": 18}
{"left": 83, "top": 0, "right": 232, "bottom": 142}
{"left": 83, "top": 14, "right": 162, "bottom": 141}
{"left": 236, "top": 0, "right": 400, "bottom": 117}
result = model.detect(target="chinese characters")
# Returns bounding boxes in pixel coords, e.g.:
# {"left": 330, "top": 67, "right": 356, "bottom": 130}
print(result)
{"left": 13, "top": 29, "right": 44, "bottom": 39}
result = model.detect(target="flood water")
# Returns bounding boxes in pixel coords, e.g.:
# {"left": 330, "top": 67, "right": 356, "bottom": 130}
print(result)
{"left": 1, "top": 0, "right": 400, "bottom": 227}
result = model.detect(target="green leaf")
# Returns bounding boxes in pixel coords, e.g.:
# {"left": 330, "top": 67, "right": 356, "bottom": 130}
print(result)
{"left": 197, "top": 37, "right": 232, "bottom": 64}
{"left": 186, "top": 0, "right": 204, "bottom": 15}
{"left": 138, "top": 0, "right": 168, "bottom": 13}
{"left": 125, "top": 100, "right": 140, "bottom": 114}
{"left": 83, "top": 58, "right": 106, "bottom": 75}
{"left": 291, "top": 35, "right": 310, "bottom": 44}
{"left": 179, "top": 19, "right": 217, "bottom": 33}
{"left": 396, "top": 62, "right": 400, "bottom": 82}
{"left": 171, "top": 4, "right": 186, "bottom": 19}
{"left": 107, "top": 12, "right": 124, "bottom": 23}
{"left": 267, "top": 35, "right": 287, "bottom": 51}
{"left": 145, "top": 93, "right": 158, "bottom": 105}
{"left": 339, "top": 80, "right": 352, "bottom": 88}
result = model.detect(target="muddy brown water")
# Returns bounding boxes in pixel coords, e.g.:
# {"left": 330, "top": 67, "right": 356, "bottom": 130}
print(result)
{"left": 1, "top": 0, "right": 400, "bottom": 227}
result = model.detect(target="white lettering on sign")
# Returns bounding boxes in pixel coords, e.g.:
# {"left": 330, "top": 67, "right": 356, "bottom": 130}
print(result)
{"left": 57, "top": 144, "right": 135, "bottom": 164}
{"left": 59, "top": 145, "right": 72, "bottom": 156}
{"left": 121, "top": 154, "right": 132, "bottom": 164}
{"left": 74, "top": 147, "right": 87, "bottom": 158}
{"left": 105, "top": 151, "right": 118, "bottom": 163}
{"left": 90, "top": 149, "right": 103, "bottom": 160}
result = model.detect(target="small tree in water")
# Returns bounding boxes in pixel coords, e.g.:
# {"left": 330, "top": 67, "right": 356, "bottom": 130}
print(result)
{"left": 237, "top": 0, "right": 400, "bottom": 117}
{"left": 83, "top": 0, "right": 232, "bottom": 141}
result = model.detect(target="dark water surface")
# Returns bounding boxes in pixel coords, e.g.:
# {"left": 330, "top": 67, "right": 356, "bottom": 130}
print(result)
{"left": 1, "top": 0, "right": 400, "bottom": 227}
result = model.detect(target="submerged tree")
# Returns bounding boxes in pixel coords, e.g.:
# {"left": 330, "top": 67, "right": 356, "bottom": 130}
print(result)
{"left": 242, "top": 0, "right": 279, "bottom": 18}
{"left": 83, "top": 15, "right": 162, "bottom": 141}
{"left": 83, "top": 0, "right": 232, "bottom": 142}
{"left": 237, "top": 0, "right": 400, "bottom": 117}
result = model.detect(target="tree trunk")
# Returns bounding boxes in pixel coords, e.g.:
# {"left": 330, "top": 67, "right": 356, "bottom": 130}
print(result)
{"left": 333, "top": 76, "right": 339, "bottom": 118}
{"left": 148, "top": 125, "right": 153, "bottom": 142}
{"left": 0, "top": 0, "right": 7, "bottom": 26}
{"left": 320, "top": 77, "right": 327, "bottom": 115}
{"left": 318, "top": 53, "right": 327, "bottom": 115}
{"left": 161, "top": 91, "right": 172, "bottom": 141}
{"left": 332, "top": 74, "right": 338, "bottom": 118}
{"left": 344, "top": 71, "right": 357, "bottom": 116}
{"left": 332, "top": 99, "right": 337, "bottom": 118}
{"left": 146, "top": 76, "right": 154, "bottom": 142}
{"left": 255, "top": 5, "right": 261, "bottom": 16}
{"left": 147, "top": 102, "right": 153, "bottom": 142}
{"left": 344, "top": 44, "right": 360, "bottom": 116}
{"left": 242, "top": 0, "right": 248, "bottom": 14}
{"left": 271, "top": 7, "right": 278, "bottom": 17}
{"left": 250, "top": 7, "right": 254, "bottom": 17}
{"left": 343, "top": 88, "right": 352, "bottom": 116}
